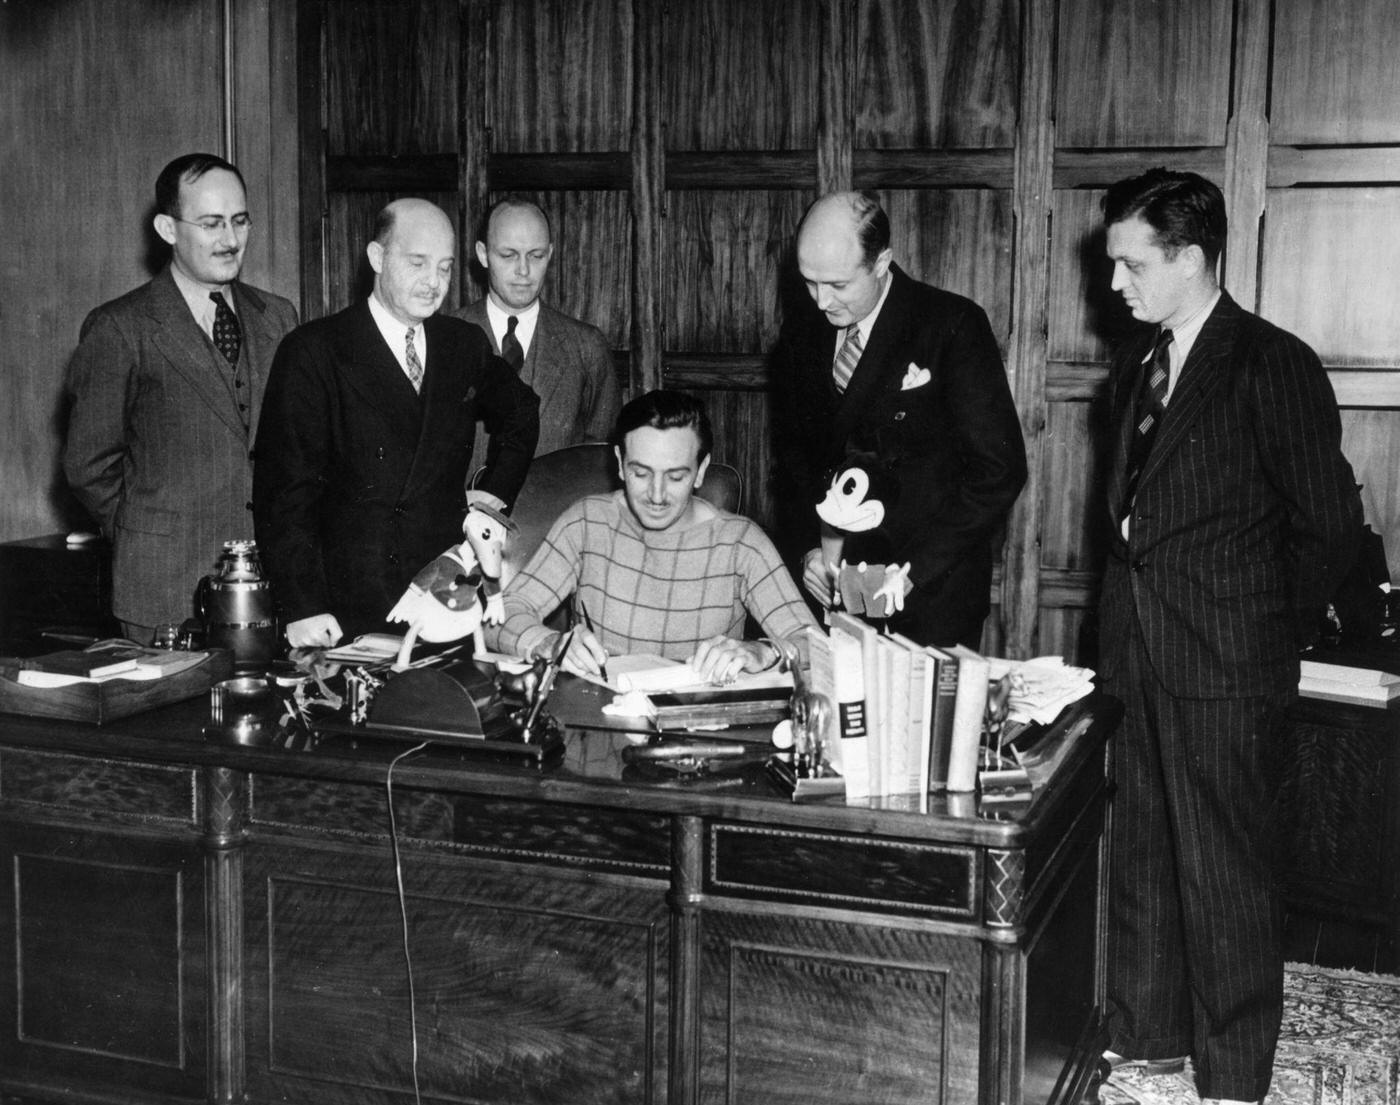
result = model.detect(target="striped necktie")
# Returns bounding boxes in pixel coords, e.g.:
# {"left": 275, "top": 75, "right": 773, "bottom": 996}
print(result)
{"left": 1124, "top": 327, "right": 1174, "bottom": 510}
{"left": 404, "top": 327, "right": 424, "bottom": 392}
{"left": 832, "top": 326, "right": 863, "bottom": 392}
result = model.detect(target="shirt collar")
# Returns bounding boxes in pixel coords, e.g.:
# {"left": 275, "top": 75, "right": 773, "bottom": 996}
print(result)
{"left": 485, "top": 297, "right": 541, "bottom": 353}
{"left": 850, "top": 269, "right": 894, "bottom": 346}
{"left": 171, "top": 264, "right": 232, "bottom": 332}
{"left": 367, "top": 293, "right": 424, "bottom": 371}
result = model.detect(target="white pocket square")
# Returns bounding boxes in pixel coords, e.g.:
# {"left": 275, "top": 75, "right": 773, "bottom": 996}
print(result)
{"left": 901, "top": 363, "right": 931, "bottom": 390}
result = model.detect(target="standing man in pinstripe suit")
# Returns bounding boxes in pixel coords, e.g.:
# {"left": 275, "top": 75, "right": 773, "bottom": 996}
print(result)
{"left": 64, "top": 153, "right": 298, "bottom": 642}
{"left": 1096, "top": 169, "right": 1361, "bottom": 1105}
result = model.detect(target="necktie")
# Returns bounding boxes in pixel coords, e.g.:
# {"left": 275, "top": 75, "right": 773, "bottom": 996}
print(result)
{"left": 501, "top": 315, "right": 524, "bottom": 370}
{"left": 1124, "top": 328, "right": 1174, "bottom": 512}
{"left": 405, "top": 327, "right": 424, "bottom": 392}
{"left": 832, "top": 326, "right": 863, "bottom": 392}
{"left": 210, "top": 291, "right": 241, "bottom": 366}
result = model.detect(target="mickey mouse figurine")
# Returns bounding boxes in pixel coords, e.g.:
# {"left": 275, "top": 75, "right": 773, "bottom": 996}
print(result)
{"left": 386, "top": 503, "right": 518, "bottom": 669}
{"left": 814, "top": 453, "right": 911, "bottom": 620}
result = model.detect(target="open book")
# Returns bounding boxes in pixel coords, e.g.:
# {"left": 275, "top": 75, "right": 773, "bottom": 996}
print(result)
{"left": 591, "top": 653, "right": 792, "bottom": 695}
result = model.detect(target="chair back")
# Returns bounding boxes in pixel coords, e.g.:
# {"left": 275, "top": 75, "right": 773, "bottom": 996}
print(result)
{"left": 501, "top": 442, "right": 742, "bottom": 581}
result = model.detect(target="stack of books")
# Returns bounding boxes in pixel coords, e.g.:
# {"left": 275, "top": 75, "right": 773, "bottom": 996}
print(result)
{"left": 806, "top": 615, "right": 1000, "bottom": 805}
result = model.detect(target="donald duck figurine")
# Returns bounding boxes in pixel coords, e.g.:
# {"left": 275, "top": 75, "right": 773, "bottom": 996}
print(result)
{"left": 387, "top": 503, "right": 518, "bottom": 669}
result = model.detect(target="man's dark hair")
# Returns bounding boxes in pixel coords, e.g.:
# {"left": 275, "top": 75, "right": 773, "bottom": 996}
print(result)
{"left": 1101, "top": 168, "right": 1227, "bottom": 267}
{"left": 613, "top": 389, "right": 713, "bottom": 462}
{"left": 154, "top": 153, "right": 245, "bottom": 218}
{"left": 477, "top": 196, "right": 553, "bottom": 247}
{"left": 849, "top": 190, "right": 891, "bottom": 267}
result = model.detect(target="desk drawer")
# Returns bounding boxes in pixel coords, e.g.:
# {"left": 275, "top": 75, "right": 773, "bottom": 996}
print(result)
{"left": 706, "top": 823, "right": 978, "bottom": 920}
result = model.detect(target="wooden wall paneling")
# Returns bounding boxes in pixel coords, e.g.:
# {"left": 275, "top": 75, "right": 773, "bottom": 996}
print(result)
{"left": 1220, "top": 0, "right": 1269, "bottom": 311}
{"left": 1046, "top": 190, "right": 1125, "bottom": 365}
{"left": 461, "top": 0, "right": 490, "bottom": 262}
{"left": 296, "top": 0, "right": 329, "bottom": 319}
{"left": 852, "top": 0, "right": 1017, "bottom": 150}
{"left": 1342, "top": 411, "right": 1400, "bottom": 581}
{"left": 662, "top": 191, "right": 810, "bottom": 355}
{"left": 1271, "top": 0, "right": 1400, "bottom": 145}
{"left": 231, "top": 0, "right": 303, "bottom": 305}
{"left": 1258, "top": 188, "right": 1400, "bottom": 368}
{"left": 695, "top": 391, "right": 777, "bottom": 531}
{"left": 880, "top": 189, "right": 1015, "bottom": 346}
{"left": 816, "top": 0, "right": 850, "bottom": 193}
{"left": 661, "top": 0, "right": 820, "bottom": 152}
{"left": 0, "top": 0, "right": 226, "bottom": 543}
{"left": 1054, "top": 0, "right": 1233, "bottom": 148}
{"left": 1040, "top": 401, "right": 1108, "bottom": 575}
{"left": 489, "top": 0, "right": 634, "bottom": 153}
{"left": 632, "top": 0, "right": 661, "bottom": 392}
{"left": 323, "top": 0, "right": 460, "bottom": 157}
{"left": 1000, "top": 0, "right": 1054, "bottom": 660}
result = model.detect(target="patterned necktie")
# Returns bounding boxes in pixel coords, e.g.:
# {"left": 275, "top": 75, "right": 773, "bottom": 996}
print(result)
{"left": 1124, "top": 327, "right": 1174, "bottom": 510}
{"left": 501, "top": 314, "right": 524, "bottom": 370}
{"left": 210, "top": 291, "right": 241, "bottom": 366}
{"left": 405, "top": 327, "right": 424, "bottom": 392}
{"left": 832, "top": 325, "right": 863, "bottom": 392}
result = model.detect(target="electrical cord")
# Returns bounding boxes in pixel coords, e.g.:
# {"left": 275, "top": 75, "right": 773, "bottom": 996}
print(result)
{"left": 386, "top": 740, "right": 430, "bottom": 1105}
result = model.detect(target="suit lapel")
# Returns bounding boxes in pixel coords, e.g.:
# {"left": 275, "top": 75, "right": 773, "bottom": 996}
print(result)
{"left": 1107, "top": 333, "right": 1154, "bottom": 524}
{"left": 832, "top": 267, "right": 913, "bottom": 443}
{"left": 1134, "top": 295, "right": 1239, "bottom": 494}
{"left": 231, "top": 281, "right": 280, "bottom": 444}
{"left": 524, "top": 305, "right": 566, "bottom": 414}
{"left": 146, "top": 268, "right": 248, "bottom": 440}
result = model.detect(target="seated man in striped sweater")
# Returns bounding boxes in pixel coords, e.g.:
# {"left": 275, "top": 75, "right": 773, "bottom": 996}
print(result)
{"left": 489, "top": 390, "right": 817, "bottom": 684}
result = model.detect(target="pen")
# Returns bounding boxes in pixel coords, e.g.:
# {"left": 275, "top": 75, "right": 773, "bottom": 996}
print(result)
{"left": 578, "top": 600, "right": 609, "bottom": 682}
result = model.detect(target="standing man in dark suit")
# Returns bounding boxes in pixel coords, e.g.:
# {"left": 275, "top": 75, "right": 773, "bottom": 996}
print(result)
{"left": 1097, "top": 169, "right": 1361, "bottom": 1105}
{"left": 253, "top": 198, "right": 538, "bottom": 648}
{"left": 64, "top": 152, "right": 299, "bottom": 642}
{"left": 772, "top": 190, "right": 1026, "bottom": 647}
{"left": 453, "top": 197, "right": 619, "bottom": 468}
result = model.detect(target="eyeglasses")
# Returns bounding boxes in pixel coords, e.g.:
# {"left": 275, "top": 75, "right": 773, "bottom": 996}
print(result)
{"left": 173, "top": 214, "right": 253, "bottom": 234}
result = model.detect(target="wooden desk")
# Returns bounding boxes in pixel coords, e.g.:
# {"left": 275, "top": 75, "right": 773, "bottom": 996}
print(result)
{"left": 0, "top": 683, "right": 1118, "bottom": 1105}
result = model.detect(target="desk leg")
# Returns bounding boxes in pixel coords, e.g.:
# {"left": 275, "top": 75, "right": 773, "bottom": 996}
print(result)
{"left": 669, "top": 815, "right": 703, "bottom": 1105}
{"left": 204, "top": 765, "right": 247, "bottom": 1105}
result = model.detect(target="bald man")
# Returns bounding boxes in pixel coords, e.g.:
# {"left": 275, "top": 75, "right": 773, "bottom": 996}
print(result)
{"left": 772, "top": 191, "right": 1026, "bottom": 647}
{"left": 453, "top": 197, "right": 620, "bottom": 467}
{"left": 253, "top": 198, "right": 539, "bottom": 647}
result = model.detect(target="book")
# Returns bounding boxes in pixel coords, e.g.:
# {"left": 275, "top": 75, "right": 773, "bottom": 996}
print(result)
{"left": 830, "top": 612, "right": 883, "bottom": 799}
{"left": 876, "top": 634, "right": 913, "bottom": 798}
{"left": 828, "top": 623, "right": 870, "bottom": 800}
{"left": 889, "top": 632, "right": 934, "bottom": 798}
{"left": 945, "top": 645, "right": 990, "bottom": 792}
{"left": 926, "top": 647, "right": 959, "bottom": 790}
{"left": 25, "top": 649, "right": 140, "bottom": 679}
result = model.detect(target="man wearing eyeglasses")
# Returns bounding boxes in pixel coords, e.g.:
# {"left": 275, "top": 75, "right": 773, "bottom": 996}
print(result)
{"left": 63, "top": 152, "right": 299, "bottom": 642}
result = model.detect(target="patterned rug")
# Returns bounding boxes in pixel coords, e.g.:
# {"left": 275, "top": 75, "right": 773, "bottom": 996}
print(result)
{"left": 1101, "top": 964, "right": 1400, "bottom": 1105}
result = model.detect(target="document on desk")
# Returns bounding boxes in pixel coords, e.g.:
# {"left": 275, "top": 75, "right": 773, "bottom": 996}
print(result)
{"left": 579, "top": 653, "right": 792, "bottom": 695}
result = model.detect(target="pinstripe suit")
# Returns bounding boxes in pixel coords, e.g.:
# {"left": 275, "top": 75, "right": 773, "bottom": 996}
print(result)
{"left": 63, "top": 266, "right": 298, "bottom": 630}
{"left": 1099, "top": 292, "right": 1361, "bottom": 1101}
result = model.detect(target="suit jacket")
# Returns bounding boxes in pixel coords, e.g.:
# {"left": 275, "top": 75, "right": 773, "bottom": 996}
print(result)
{"left": 252, "top": 302, "right": 540, "bottom": 639}
{"left": 452, "top": 299, "right": 620, "bottom": 461}
{"left": 773, "top": 265, "right": 1027, "bottom": 643}
{"left": 63, "top": 266, "right": 298, "bottom": 629}
{"left": 1099, "top": 292, "right": 1362, "bottom": 697}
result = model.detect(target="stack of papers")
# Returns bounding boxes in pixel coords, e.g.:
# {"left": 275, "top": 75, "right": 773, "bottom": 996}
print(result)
{"left": 985, "top": 656, "right": 1096, "bottom": 725}
{"left": 1299, "top": 660, "right": 1400, "bottom": 707}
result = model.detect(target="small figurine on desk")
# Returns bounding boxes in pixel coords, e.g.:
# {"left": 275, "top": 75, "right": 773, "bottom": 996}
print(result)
{"left": 814, "top": 453, "right": 911, "bottom": 619}
{"left": 386, "top": 504, "right": 517, "bottom": 670}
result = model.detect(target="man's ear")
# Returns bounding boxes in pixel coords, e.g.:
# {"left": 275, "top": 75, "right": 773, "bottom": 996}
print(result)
{"left": 614, "top": 445, "right": 625, "bottom": 482}
{"left": 153, "top": 213, "right": 177, "bottom": 247}
{"left": 694, "top": 455, "right": 712, "bottom": 487}
{"left": 475, "top": 240, "right": 489, "bottom": 270}
{"left": 367, "top": 240, "right": 385, "bottom": 275}
{"left": 872, "top": 246, "right": 894, "bottom": 281}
